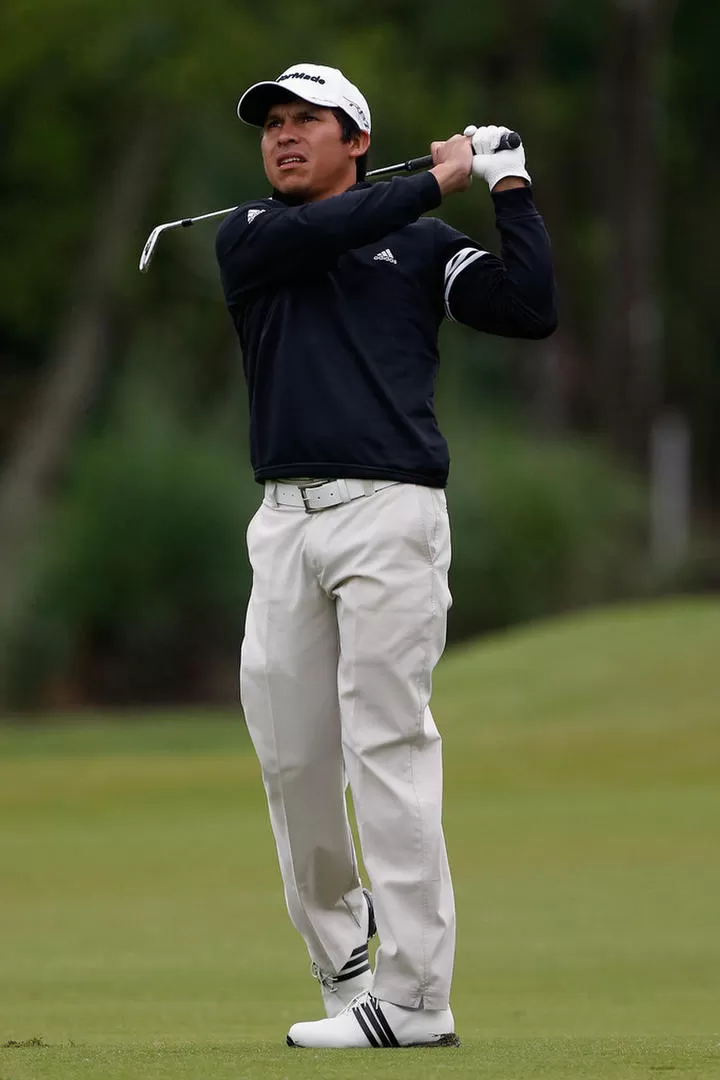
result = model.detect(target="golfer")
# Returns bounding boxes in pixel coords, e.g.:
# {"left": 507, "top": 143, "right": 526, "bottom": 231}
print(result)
{"left": 216, "top": 62, "right": 556, "bottom": 1049}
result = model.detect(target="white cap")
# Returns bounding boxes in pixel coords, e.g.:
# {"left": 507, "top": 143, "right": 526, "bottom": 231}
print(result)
{"left": 237, "top": 62, "right": 371, "bottom": 134}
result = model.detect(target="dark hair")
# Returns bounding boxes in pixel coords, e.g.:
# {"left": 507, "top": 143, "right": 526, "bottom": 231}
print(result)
{"left": 331, "top": 107, "right": 368, "bottom": 182}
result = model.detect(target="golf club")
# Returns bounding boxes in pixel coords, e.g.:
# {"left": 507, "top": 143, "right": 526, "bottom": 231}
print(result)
{"left": 139, "top": 130, "right": 521, "bottom": 272}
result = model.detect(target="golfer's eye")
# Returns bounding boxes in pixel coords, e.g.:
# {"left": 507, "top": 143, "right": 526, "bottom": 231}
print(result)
{"left": 265, "top": 118, "right": 281, "bottom": 130}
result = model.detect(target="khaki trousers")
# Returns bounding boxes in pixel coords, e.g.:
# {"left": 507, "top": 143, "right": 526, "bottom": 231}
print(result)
{"left": 240, "top": 481, "right": 455, "bottom": 1009}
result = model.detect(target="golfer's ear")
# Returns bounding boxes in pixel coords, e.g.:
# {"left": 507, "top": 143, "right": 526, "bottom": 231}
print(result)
{"left": 351, "top": 131, "right": 370, "bottom": 158}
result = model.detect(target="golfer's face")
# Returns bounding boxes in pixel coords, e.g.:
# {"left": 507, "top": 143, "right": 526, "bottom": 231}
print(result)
{"left": 261, "top": 102, "right": 362, "bottom": 201}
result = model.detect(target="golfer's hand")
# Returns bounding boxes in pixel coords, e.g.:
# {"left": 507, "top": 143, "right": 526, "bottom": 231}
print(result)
{"left": 430, "top": 134, "right": 473, "bottom": 195}
{"left": 464, "top": 125, "right": 531, "bottom": 192}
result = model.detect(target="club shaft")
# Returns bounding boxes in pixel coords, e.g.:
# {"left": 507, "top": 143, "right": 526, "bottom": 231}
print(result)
{"left": 177, "top": 207, "right": 239, "bottom": 228}
{"left": 366, "top": 155, "right": 433, "bottom": 178}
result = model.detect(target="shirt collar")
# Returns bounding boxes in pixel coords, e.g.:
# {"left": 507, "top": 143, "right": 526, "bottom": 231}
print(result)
{"left": 270, "top": 181, "right": 370, "bottom": 206}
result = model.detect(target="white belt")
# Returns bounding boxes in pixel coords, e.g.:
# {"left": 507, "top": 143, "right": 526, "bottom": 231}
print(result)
{"left": 265, "top": 478, "right": 399, "bottom": 513}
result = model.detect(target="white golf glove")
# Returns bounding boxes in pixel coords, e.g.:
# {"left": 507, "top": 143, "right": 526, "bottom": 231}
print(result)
{"left": 463, "top": 124, "right": 531, "bottom": 191}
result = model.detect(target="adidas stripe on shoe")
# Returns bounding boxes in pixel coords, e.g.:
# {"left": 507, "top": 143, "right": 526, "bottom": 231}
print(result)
{"left": 335, "top": 943, "right": 372, "bottom": 983}
{"left": 363, "top": 887, "right": 377, "bottom": 941}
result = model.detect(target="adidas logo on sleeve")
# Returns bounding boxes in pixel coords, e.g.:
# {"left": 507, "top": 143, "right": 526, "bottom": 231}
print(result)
{"left": 373, "top": 248, "right": 397, "bottom": 264}
{"left": 247, "top": 208, "right": 266, "bottom": 224}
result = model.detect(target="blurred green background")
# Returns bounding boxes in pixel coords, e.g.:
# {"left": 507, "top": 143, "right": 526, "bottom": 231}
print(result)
{"left": 1, "top": 0, "right": 718, "bottom": 710}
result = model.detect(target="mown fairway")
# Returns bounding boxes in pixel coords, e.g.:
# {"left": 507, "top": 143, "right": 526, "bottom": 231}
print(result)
{"left": 1, "top": 598, "right": 719, "bottom": 1079}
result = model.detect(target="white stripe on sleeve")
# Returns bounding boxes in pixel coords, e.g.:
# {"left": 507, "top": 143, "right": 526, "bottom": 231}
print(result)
{"left": 444, "top": 246, "right": 489, "bottom": 320}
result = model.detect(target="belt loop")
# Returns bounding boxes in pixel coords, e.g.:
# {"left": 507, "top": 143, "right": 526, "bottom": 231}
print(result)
{"left": 336, "top": 479, "right": 351, "bottom": 503}
{"left": 265, "top": 481, "right": 278, "bottom": 507}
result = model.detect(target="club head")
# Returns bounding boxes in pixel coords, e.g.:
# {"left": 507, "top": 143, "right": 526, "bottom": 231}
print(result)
{"left": 137, "top": 206, "right": 252, "bottom": 273}
{"left": 139, "top": 224, "right": 165, "bottom": 273}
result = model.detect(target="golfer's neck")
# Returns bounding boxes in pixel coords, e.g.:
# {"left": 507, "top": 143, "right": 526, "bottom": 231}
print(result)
{"left": 305, "top": 174, "right": 358, "bottom": 202}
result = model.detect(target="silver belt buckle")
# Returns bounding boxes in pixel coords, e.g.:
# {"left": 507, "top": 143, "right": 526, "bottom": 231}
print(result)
{"left": 298, "top": 482, "right": 324, "bottom": 513}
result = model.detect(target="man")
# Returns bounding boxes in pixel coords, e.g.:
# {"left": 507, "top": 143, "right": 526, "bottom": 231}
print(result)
{"left": 216, "top": 62, "right": 556, "bottom": 1050}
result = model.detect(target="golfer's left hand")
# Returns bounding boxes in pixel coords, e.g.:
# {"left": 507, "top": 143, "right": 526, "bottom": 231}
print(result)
{"left": 430, "top": 133, "right": 473, "bottom": 195}
{"left": 464, "top": 124, "right": 531, "bottom": 191}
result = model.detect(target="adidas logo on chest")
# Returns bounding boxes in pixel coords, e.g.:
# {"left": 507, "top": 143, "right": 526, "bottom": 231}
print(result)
{"left": 373, "top": 248, "right": 397, "bottom": 265}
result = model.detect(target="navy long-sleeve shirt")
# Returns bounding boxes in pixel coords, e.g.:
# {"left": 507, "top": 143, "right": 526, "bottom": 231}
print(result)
{"left": 216, "top": 170, "right": 556, "bottom": 487}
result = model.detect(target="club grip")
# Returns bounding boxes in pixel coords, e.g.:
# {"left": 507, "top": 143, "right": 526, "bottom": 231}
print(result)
{"left": 405, "top": 155, "right": 434, "bottom": 172}
{"left": 497, "top": 131, "right": 521, "bottom": 151}
{"left": 405, "top": 131, "right": 521, "bottom": 173}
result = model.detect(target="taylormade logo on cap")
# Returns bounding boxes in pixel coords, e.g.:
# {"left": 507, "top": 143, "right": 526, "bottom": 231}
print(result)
{"left": 277, "top": 71, "right": 327, "bottom": 86}
{"left": 237, "top": 63, "right": 372, "bottom": 134}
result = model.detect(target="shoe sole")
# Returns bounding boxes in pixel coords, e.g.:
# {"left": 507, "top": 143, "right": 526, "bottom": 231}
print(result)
{"left": 287, "top": 1033, "right": 461, "bottom": 1049}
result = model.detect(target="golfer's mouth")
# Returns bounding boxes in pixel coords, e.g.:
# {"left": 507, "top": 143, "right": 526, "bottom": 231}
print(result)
{"left": 277, "top": 155, "right": 307, "bottom": 170}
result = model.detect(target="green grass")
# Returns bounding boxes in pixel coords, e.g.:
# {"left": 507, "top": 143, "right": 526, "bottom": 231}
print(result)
{"left": 1, "top": 596, "right": 719, "bottom": 1079}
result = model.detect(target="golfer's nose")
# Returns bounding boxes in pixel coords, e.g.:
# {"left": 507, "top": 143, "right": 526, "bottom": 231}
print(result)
{"left": 277, "top": 123, "right": 299, "bottom": 144}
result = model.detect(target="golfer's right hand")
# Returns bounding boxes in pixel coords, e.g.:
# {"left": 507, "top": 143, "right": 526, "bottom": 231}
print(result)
{"left": 430, "top": 134, "right": 473, "bottom": 195}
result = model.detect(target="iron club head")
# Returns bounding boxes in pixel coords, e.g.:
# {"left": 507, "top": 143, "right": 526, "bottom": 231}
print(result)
{"left": 139, "top": 224, "right": 166, "bottom": 272}
{"left": 139, "top": 207, "right": 240, "bottom": 272}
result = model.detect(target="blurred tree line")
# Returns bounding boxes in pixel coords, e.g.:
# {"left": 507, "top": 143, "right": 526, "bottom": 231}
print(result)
{"left": 0, "top": 0, "right": 718, "bottom": 709}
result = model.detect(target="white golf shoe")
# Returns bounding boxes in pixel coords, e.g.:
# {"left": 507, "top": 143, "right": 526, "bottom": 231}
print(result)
{"left": 313, "top": 943, "right": 374, "bottom": 1017}
{"left": 313, "top": 888, "right": 377, "bottom": 1018}
{"left": 287, "top": 991, "right": 460, "bottom": 1048}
